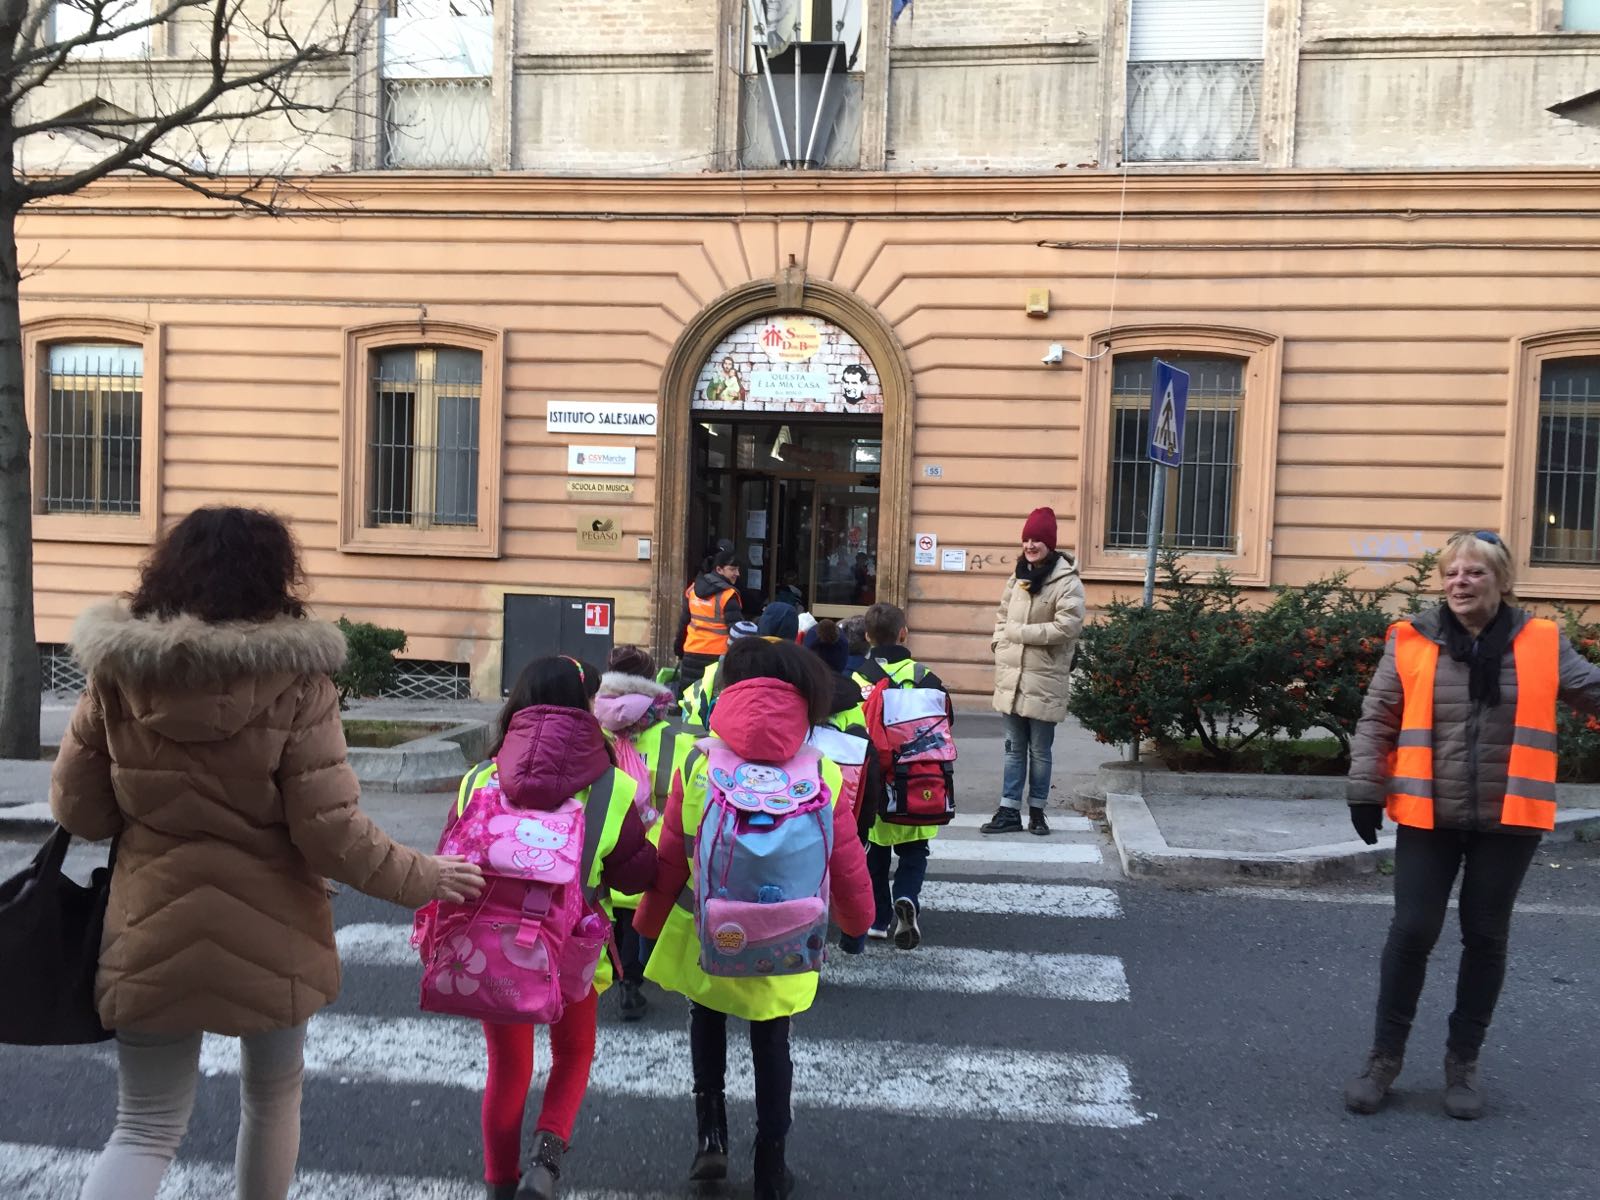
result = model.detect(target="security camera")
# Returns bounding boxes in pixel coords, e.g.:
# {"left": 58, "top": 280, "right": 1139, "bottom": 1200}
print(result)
{"left": 1042, "top": 343, "right": 1064, "bottom": 366}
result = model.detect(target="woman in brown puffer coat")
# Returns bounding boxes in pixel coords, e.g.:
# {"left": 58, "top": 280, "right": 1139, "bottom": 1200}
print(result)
{"left": 50, "top": 506, "right": 484, "bottom": 1200}
{"left": 983, "top": 506, "right": 1086, "bottom": 836}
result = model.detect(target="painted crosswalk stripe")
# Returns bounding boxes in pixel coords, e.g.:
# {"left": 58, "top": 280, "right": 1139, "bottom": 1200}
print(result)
{"left": 918, "top": 880, "right": 1123, "bottom": 918}
{"left": 946, "top": 812, "right": 1094, "bottom": 833}
{"left": 0, "top": 1140, "right": 668, "bottom": 1200}
{"left": 191, "top": 1014, "right": 1147, "bottom": 1128}
{"left": 932, "top": 839, "right": 1102, "bottom": 865}
{"left": 336, "top": 925, "right": 1127, "bottom": 1003}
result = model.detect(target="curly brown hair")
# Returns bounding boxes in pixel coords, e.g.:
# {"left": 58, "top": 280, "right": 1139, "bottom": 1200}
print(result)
{"left": 129, "top": 506, "right": 307, "bottom": 623}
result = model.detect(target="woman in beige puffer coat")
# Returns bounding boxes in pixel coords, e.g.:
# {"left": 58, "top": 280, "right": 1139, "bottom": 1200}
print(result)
{"left": 983, "top": 506, "right": 1086, "bottom": 836}
{"left": 50, "top": 506, "right": 483, "bottom": 1200}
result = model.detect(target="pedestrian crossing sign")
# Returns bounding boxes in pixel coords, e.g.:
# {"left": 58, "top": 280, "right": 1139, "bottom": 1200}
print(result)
{"left": 1147, "top": 359, "right": 1190, "bottom": 469}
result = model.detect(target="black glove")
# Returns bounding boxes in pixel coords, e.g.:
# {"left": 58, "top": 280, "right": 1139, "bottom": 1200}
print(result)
{"left": 1349, "top": 805, "right": 1383, "bottom": 846}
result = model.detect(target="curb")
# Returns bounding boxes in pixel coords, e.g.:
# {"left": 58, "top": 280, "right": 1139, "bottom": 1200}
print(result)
{"left": 347, "top": 738, "right": 470, "bottom": 794}
{"left": 1105, "top": 792, "right": 1600, "bottom": 886}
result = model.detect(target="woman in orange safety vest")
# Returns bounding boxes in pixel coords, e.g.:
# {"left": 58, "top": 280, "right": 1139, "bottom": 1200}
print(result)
{"left": 675, "top": 547, "right": 744, "bottom": 694}
{"left": 1343, "top": 530, "right": 1600, "bottom": 1121}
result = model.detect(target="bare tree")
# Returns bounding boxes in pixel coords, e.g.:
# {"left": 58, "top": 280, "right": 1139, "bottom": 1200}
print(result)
{"left": 0, "top": 0, "right": 371, "bottom": 757}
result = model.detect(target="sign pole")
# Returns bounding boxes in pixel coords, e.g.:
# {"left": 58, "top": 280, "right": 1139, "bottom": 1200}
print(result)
{"left": 1142, "top": 466, "right": 1167, "bottom": 609}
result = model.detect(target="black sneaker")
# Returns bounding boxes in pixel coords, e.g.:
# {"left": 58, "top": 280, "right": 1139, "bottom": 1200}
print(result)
{"left": 892, "top": 898, "right": 921, "bottom": 950}
{"left": 618, "top": 979, "right": 647, "bottom": 1022}
{"left": 1028, "top": 807, "right": 1051, "bottom": 836}
{"left": 980, "top": 805, "right": 1024, "bottom": 835}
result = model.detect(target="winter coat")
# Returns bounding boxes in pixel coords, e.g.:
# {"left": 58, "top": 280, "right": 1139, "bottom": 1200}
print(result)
{"left": 49, "top": 601, "right": 443, "bottom": 1037}
{"left": 634, "top": 677, "right": 874, "bottom": 1021}
{"left": 991, "top": 554, "right": 1087, "bottom": 723}
{"left": 1348, "top": 604, "right": 1600, "bottom": 833}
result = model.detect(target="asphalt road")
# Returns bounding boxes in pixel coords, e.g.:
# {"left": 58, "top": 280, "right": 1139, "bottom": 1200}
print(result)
{"left": 2, "top": 828, "right": 1596, "bottom": 1200}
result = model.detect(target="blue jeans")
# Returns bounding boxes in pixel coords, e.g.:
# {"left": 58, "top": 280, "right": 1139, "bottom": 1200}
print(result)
{"left": 1001, "top": 713, "right": 1056, "bottom": 809}
{"left": 866, "top": 840, "right": 930, "bottom": 930}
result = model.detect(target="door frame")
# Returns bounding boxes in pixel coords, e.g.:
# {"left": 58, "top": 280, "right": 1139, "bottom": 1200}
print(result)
{"left": 651, "top": 274, "right": 914, "bottom": 659}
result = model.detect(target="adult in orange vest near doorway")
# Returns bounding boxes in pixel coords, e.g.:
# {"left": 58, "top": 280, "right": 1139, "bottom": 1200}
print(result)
{"left": 1343, "top": 530, "right": 1600, "bottom": 1121}
{"left": 675, "top": 546, "right": 744, "bottom": 696}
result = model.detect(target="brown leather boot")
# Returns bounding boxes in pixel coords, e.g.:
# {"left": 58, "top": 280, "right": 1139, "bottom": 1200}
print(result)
{"left": 1443, "top": 1051, "right": 1485, "bottom": 1120}
{"left": 1344, "top": 1050, "right": 1404, "bottom": 1114}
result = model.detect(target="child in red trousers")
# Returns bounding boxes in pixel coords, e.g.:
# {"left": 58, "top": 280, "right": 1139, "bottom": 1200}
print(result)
{"left": 472, "top": 657, "right": 657, "bottom": 1200}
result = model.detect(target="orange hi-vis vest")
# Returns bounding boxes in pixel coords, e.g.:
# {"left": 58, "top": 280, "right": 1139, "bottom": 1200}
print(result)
{"left": 682, "top": 584, "right": 733, "bottom": 656}
{"left": 1386, "top": 617, "right": 1560, "bottom": 832}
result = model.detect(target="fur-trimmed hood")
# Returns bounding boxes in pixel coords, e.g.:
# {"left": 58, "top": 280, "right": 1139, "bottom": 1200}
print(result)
{"left": 592, "top": 671, "right": 674, "bottom": 735}
{"left": 70, "top": 601, "right": 347, "bottom": 743}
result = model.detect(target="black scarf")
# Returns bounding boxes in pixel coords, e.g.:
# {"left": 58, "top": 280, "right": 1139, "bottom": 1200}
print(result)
{"left": 1439, "top": 601, "right": 1513, "bottom": 709}
{"left": 1016, "top": 551, "right": 1060, "bottom": 593}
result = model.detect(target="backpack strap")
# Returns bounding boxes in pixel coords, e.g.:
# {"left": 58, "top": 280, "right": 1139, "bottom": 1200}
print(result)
{"left": 855, "top": 660, "right": 888, "bottom": 688}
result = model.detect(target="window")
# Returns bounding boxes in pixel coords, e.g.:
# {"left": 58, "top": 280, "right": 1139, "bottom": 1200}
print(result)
{"left": 1125, "top": 0, "right": 1263, "bottom": 162}
{"left": 50, "top": 0, "right": 152, "bottom": 59}
{"left": 380, "top": 0, "right": 492, "bottom": 169}
{"left": 1564, "top": 0, "right": 1600, "bottom": 31}
{"left": 369, "top": 347, "right": 481, "bottom": 529}
{"left": 1105, "top": 354, "right": 1242, "bottom": 552}
{"left": 40, "top": 343, "right": 143, "bottom": 516}
{"left": 341, "top": 323, "right": 501, "bottom": 557}
{"left": 1077, "top": 326, "right": 1280, "bottom": 586}
{"left": 25, "top": 318, "right": 162, "bottom": 543}
{"left": 740, "top": 0, "right": 864, "bottom": 169}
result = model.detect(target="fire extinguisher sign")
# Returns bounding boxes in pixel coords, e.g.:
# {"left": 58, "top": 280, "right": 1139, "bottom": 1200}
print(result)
{"left": 584, "top": 602, "right": 611, "bottom": 636}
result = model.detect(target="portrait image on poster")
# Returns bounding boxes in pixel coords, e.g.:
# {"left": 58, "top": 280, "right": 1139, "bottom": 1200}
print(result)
{"left": 692, "top": 314, "right": 885, "bottom": 415}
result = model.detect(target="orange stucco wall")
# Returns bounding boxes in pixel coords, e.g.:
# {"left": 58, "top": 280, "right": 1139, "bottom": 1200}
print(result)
{"left": 21, "top": 171, "right": 1600, "bottom": 702}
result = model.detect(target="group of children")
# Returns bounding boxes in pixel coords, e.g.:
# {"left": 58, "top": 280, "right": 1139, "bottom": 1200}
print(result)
{"left": 420, "top": 603, "right": 953, "bottom": 1200}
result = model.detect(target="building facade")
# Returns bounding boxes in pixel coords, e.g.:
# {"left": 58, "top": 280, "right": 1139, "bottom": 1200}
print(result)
{"left": 19, "top": 0, "right": 1600, "bottom": 704}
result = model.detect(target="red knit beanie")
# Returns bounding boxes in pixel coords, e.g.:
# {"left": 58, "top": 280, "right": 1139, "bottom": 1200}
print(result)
{"left": 1022, "top": 506, "right": 1057, "bottom": 550}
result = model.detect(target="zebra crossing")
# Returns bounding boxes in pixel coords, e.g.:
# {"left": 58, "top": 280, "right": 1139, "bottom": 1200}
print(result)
{"left": 0, "top": 816, "right": 1148, "bottom": 1199}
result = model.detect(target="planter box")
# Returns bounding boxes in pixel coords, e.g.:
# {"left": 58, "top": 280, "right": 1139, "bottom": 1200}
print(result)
{"left": 347, "top": 720, "right": 491, "bottom": 794}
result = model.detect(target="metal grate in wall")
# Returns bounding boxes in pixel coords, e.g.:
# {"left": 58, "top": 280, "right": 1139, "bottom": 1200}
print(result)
{"left": 1532, "top": 357, "right": 1600, "bottom": 565}
{"left": 39, "top": 644, "right": 86, "bottom": 693}
{"left": 1125, "top": 60, "right": 1261, "bottom": 163}
{"left": 1106, "top": 354, "right": 1243, "bottom": 553}
{"left": 380, "top": 659, "right": 473, "bottom": 702}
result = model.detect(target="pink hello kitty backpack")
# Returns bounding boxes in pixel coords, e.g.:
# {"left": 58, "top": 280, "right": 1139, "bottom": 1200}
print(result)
{"left": 412, "top": 761, "right": 614, "bottom": 1024}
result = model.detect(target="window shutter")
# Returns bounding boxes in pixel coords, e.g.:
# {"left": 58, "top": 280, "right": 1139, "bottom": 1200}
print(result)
{"left": 1128, "top": 0, "right": 1265, "bottom": 62}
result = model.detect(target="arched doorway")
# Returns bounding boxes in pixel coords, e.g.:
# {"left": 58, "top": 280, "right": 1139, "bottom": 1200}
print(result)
{"left": 652, "top": 275, "right": 913, "bottom": 656}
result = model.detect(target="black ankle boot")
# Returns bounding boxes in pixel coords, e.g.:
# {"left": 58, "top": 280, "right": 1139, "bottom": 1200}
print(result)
{"left": 514, "top": 1130, "right": 564, "bottom": 1200}
{"left": 689, "top": 1091, "right": 728, "bottom": 1181}
{"left": 753, "top": 1136, "right": 794, "bottom": 1200}
{"left": 486, "top": 1184, "right": 517, "bottom": 1200}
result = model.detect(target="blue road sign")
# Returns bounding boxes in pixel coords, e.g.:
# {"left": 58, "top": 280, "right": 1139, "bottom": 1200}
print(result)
{"left": 1148, "top": 359, "right": 1190, "bottom": 469}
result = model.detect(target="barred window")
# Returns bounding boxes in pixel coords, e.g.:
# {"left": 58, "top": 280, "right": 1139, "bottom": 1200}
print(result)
{"left": 1126, "top": 0, "right": 1263, "bottom": 163}
{"left": 1105, "top": 354, "right": 1242, "bottom": 552}
{"left": 1531, "top": 357, "right": 1600, "bottom": 566}
{"left": 41, "top": 343, "right": 143, "bottom": 516}
{"left": 369, "top": 346, "right": 481, "bottom": 529}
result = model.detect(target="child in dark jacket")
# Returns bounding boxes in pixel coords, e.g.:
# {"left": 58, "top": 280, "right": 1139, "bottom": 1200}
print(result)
{"left": 471, "top": 657, "right": 656, "bottom": 1200}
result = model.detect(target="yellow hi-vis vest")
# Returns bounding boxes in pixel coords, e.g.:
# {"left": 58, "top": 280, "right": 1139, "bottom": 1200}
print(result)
{"left": 1386, "top": 617, "right": 1560, "bottom": 832}
{"left": 610, "top": 719, "right": 697, "bottom": 910}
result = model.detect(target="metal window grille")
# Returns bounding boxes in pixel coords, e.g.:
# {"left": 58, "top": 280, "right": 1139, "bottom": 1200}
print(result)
{"left": 380, "top": 659, "right": 472, "bottom": 701}
{"left": 42, "top": 343, "right": 143, "bottom": 515}
{"left": 1125, "top": 61, "right": 1261, "bottom": 162}
{"left": 368, "top": 346, "right": 481, "bottom": 529}
{"left": 1532, "top": 357, "right": 1600, "bottom": 565}
{"left": 39, "top": 643, "right": 86, "bottom": 693}
{"left": 381, "top": 78, "right": 491, "bottom": 169}
{"left": 1106, "top": 354, "right": 1243, "bottom": 552}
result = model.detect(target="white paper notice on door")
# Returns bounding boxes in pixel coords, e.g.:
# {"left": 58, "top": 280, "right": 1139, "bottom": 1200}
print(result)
{"left": 747, "top": 568, "right": 764, "bottom": 591}
{"left": 748, "top": 545, "right": 764, "bottom": 566}
{"left": 746, "top": 510, "right": 768, "bottom": 540}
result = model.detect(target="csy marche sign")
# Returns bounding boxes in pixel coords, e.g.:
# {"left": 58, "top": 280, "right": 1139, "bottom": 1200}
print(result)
{"left": 547, "top": 400, "right": 657, "bottom": 436}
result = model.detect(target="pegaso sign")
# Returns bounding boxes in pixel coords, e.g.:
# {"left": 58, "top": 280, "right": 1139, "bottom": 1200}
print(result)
{"left": 567, "top": 445, "right": 637, "bottom": 476}
{"left": 547, "top": 400, "right": 657, "bottom": 436}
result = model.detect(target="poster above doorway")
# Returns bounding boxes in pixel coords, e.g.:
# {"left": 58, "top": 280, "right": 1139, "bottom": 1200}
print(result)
{"left": 692, "top": 313, "right": 884, "bottom": 415}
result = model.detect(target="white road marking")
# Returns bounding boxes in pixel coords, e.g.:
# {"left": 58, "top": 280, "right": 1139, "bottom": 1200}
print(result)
{"left": 947, "top": 812, "right": 1095, "bottom": 833}
{"left": 1213, "top": 887, "right": 1600, "bottom": 917}
{"left": 337, "top": 925, "right": 1128, "bottom": 1003}
{"left": 187, "top": 1014, "right": 1146, "bottom": 1128}
{"left": 0, "top": 1141, "right": 666, "bottom": 1200}
{"left": 932, "top": 838, "right": 1103, "bottom": 865}
{"left": 918, "top": 880, "right": 1123, "bottom": 918}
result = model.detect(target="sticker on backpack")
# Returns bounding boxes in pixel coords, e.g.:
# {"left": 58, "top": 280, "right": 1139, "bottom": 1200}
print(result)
{"left": 708, "top": 761, "right": 820, "bottom": 816}
{"left": 485, "top": 814, "right": 572, "bottom": 875}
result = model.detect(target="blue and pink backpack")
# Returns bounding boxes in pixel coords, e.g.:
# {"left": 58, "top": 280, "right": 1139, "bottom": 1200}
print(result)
{"left": 692, "top": 739, "right": 834, "bottom": 978}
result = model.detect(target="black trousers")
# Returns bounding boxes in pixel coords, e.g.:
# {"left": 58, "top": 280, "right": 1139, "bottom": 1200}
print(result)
{"left": 612, "top": 910, "right": 645, "bottom": 986}
{"left": 1373, "top": 825, "right": 1540, "bottom": 1059}
{"left": 689, "top": 1003, "right": 792, "bottom": 1140}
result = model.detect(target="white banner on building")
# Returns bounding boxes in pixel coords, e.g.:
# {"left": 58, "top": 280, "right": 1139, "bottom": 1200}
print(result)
{"left": 547, "top": 400, "right": 658, "bottom": 436}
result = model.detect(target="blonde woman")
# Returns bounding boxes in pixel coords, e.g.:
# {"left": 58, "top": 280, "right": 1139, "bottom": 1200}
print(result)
{"left": 1344, "top": 530, "right": 1600, "bottom": 1120}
